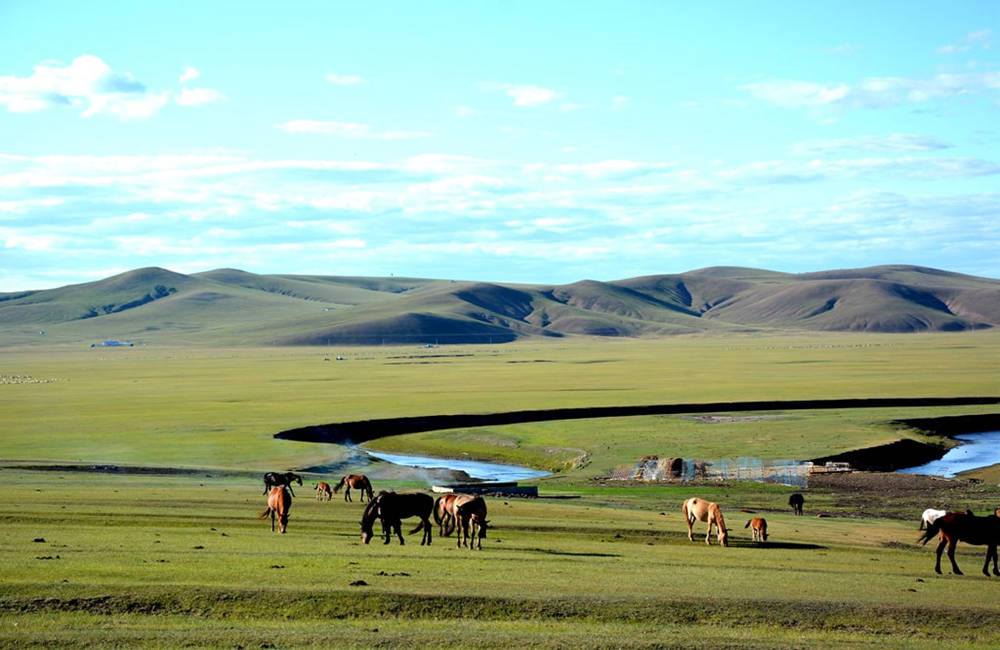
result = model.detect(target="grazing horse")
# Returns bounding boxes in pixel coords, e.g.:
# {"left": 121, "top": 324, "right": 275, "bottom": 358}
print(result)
{"left": 360, "top": 491, "right": 434, "bottom": 546}
{"left": 333, "top": 474, "right": 374, "bottom": 502}
{"left": 745, "top": 517, "right": 768, "bottom": 543}
{"left": 918, "top": 511, "right": 1000, "bottom": 576}
{"left": 919, "top": 508, "right": 947, "bottom": 531}
{"left": 682, "top": 497, "right": 729, "bottom": 547}
{"left": 259, "top": 486, "right": 292, "bottom": 533}
{"left": 455, "top": 495, "right": 489, "bottom": 550}
{"left": 433, "top": 493, "right": 460, "bottom": 535}
{"left": 788, "top": 493, "right": 804, "bottom": 516}
{"left": 314, "top": 482, "right": 333, "bottom": 501}
{"left": 263, "top": 471, "right": 302, "bottom": 497}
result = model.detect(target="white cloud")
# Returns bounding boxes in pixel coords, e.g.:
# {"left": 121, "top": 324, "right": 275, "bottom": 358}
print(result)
{"left": 0, "top": 55, "right": 224, "bottom": 119}
{"left": 744, "top": 71, "right": 1000, "bottom": 113}
{"left": 506, "top": 84, "right": 563, "bottom": 107}
{"left": 326, "top": 73, "right": 365, "bottom": 85}
{"left": 791, "top": 134, "right": 952, "bottom": 155}
{"left": 175, "top": 87, "right": 226, "bottom": 106}
{"left": 179, "top": 66, "right": 200, "bottom": 84}
{"left": 275, "top": 120, "right": 429, "bottom": 139}
{"left": 937, "top": 29, "right": 995, "bottom": 55}
{"left": 0, "top": 55, "right": 161, "bottom": 119}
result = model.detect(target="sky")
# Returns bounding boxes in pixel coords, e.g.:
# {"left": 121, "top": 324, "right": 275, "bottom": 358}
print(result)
{"left": 1, "top": 1, "right": 999, "bottom": 291}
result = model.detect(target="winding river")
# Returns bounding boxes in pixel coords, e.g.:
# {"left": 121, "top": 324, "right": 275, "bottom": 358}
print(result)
{"left": 898, "top": 431, "right": 1000, "bottom": 478}
{"left": 365, "top": 449, "right": 550, "bottom": 482}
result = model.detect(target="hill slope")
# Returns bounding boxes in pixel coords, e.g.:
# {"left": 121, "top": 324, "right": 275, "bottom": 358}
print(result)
{"left": 1, "top": 265, "right": 997, "bottom": 346}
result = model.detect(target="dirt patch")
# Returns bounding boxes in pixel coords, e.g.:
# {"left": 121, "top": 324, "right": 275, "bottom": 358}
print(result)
{"left": 807, "top": 471, "right": 996, "bottom": 520}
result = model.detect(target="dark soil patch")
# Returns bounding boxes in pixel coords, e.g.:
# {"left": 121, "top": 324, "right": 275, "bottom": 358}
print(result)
{"left": 275, "top": 397, "right": 1000, "bottom": 445}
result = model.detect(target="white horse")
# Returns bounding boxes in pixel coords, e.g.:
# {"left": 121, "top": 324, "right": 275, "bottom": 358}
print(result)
{"left": 919, "top": 508, "right": 947, "bottom": 531}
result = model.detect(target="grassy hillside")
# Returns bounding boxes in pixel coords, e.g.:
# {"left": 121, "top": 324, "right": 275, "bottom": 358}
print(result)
{"left": 1, "top": 265, "right": 998, "bottom": 347}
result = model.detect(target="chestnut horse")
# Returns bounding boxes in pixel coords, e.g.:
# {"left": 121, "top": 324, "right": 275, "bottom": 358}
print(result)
{"left": 334, "top": 474, "right": 374, "bottom": 502}
{"left": 360, "top": 491, "right": 434, "bottom": 545}
{"left": 918, "top": 510, "right": 1000, "bottom": 576}
{"left": 433, "top": 493, "right": 460, "bottom": 535}
{"left": 788, "top": 493, "right": 804, "bottom": 516}
{"left": 455, "top": 495, "right": 489, "bottom": 550}
{"left": 263, "top": 471, "right": 302, "bottom": 497}
{"left": 745, "top": 517, "right": 768, "bottom": 542}
{"left": 682, "top": 497, "right": 728, "bottom": 547}
{"left": 314, "top": 482, "right": 333, "bottom": 501}
{"left": 259, "top": 486, "right": 292, "bottom": 533}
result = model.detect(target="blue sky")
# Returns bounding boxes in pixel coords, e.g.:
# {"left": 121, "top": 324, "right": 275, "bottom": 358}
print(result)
{"left": 1, "top": 1, "right": 998, "bottom": 291}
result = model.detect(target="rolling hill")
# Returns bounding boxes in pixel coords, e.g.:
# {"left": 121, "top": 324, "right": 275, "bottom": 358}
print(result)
{"left": 1, "top": 265, "right": 997, "bottom": 346}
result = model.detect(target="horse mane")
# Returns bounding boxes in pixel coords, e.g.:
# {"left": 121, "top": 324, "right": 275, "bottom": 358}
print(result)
{"left": 710, "top": 503, "right": 727, "bottom": 532}
{"left": 360, "top": 497, "right": 379, "bottom": 529}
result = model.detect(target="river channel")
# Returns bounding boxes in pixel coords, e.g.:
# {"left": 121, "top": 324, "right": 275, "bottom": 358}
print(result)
{"left": 362, "top": 430, "right": 1000, "bottom": 482}
{"left": 898, "top": 431, "right": 1000, "bottom": 478}
{"left": 364, "top": 450, "right": 550, "bottom": 482}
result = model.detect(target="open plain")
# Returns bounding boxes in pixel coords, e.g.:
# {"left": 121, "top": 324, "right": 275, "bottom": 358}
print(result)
{"left": 3, "top": 332, "right": 1000, "bottom": 648}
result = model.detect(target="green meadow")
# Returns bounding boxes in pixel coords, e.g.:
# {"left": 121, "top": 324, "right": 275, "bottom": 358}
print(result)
{"left": 2, "top": 331, "right": 1000, "bottom": 647}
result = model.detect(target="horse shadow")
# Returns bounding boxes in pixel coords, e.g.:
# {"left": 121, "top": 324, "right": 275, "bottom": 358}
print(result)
{"left": 727, "top": 539, "right": 826, "bottom": 550}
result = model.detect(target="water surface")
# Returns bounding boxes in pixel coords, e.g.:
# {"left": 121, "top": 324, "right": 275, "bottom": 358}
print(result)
{"left": 364, "top": 449, "right": 549, "bottom": 482}
{"left": 898, "top": 431, "right": 1000, "bottom": 478}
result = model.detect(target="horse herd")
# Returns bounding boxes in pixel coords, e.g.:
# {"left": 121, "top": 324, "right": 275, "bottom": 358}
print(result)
{"left": 259, "top": 472, "right": 1000, "bottom": 576}
{"left": 258, "top": 471, "right": 490, "bottom": 550}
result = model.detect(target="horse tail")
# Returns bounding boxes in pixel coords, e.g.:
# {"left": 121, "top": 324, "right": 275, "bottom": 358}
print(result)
{"left": 918, "top": 519, "right": 942, "bottom": 546}
{"left": 333, "top": 477, "right": 345, "bottom": 494}
{"left": 745, "top": 519, "right": 752, "bottom": 529}
{"left": 409, "top": 520, "right": 425, "bottom": 535}
{"left": 433, "top": 495, "right": 445, "bottom": 525}
{"left": 258, "top": 507, "right": 272, "bottom": 519}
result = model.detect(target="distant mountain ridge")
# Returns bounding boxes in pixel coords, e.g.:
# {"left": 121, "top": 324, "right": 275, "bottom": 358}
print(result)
{"left": 1, "top": 265, "right": 997, "bottom": 346}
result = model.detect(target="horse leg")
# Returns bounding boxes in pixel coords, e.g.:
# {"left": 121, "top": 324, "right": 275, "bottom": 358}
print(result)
{"left": 947, "top": 538, "right": 963, "bottom": 575}
{"left": 395, "top": 521, "right": 404, "bottom": 545}
{"left": 345, "top": 486, "right": 352, "bottom": 502}
{"left": 992, "top": 545, "right": 1000, "bottom": 577}
{"left": 705, "top": 520, "right": 713, "bottom": 546}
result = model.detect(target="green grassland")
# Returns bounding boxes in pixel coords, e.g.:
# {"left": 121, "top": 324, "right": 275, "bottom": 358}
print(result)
{"left": 2, "top": 331, "right": 1000, "bottom": 647}
{"left": 2, "top": 331, "right": 998, "bottom": 472}
{"left": 3, "top": 470, "right": 1000, "bottom": 648}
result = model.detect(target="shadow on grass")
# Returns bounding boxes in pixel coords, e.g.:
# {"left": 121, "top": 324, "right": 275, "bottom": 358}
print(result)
{"left": 518, "top": 547, "right": 622, "bottom": 558}
{"left": 726, "top": 540, "right": 826, "bottom": 550}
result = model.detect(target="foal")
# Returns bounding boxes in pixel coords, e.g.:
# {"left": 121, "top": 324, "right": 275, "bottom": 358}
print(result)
{"left": 745, "top": 517, "right": 768, "bottom": 542}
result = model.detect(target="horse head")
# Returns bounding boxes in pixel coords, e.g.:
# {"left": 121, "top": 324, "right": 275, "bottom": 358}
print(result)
{"left": 360, "top": 499, "right": 378, "bottom": 544}
{"left": 718, "top": 529, "right": 729, "bottom": 547}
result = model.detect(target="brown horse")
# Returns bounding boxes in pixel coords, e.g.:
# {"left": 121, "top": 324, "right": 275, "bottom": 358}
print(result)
{"left": 360, "top": 490, "right": 434, "bottom": 545}
{"left": 455, "top": 495, "right": 489, "bottom": 550}
{"left": 334, "top": 474, "right": 374, "bottom": 502}
{"left": 918, "top": 510, "right": 1000, "bottom": 576}
{"left": 682, "top": 497, "right": 729, "bottom": 546}
{"left": 745, "top": 517, "right": 768, "bottom": 542}
{"left": 314, "top": 482, "right": 332, "bottom": 501}
{"left": 788, "top": 493, "right": 804, "bottom": 516}
{"left": 259, "top": 486, "right": 292, "bottom": 533}
{"left": 433, "top": 493, "right": 460, "bottom": 535}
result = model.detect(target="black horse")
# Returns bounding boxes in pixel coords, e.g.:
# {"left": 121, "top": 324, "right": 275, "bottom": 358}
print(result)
{"left": 788, "top": 493, "right": 804, "bottom": 516}
{"left": 361, "top": 490, "right": 434, "bottom": 546}
{"left": 262, "top": 471, "right": 303, "bottom": 497}
{"left": 919, "top": 510, "right": 1000, "bottom": 577}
